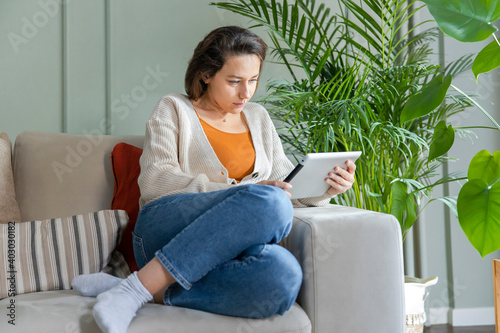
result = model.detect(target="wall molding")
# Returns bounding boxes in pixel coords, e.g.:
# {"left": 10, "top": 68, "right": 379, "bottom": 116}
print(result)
{"left": 61, "top": 0, "right": 68, "bottom": 133}
{"left": 428, "top": 307, "right": 451, "bottom": 326}
{"left": 451, "top": 307, "right": 495, "bottom": 326}
{"left": 428, "top": 307, "right": 495, "bottom": 326}
{"left": 104, "top": 0, "right": 111, "bottom": 135}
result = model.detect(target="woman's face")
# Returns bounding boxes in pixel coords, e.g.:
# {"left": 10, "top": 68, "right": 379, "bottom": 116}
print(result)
{"left": 204, "top": 54, "right": 261, "bottom": 114}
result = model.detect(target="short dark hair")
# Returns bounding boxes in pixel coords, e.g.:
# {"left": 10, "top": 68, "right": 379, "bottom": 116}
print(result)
{"left": 185, "top": 26, "right": 268, "bottom": 100}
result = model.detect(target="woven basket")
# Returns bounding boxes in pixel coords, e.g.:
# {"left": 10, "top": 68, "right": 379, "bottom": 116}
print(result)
{"left": 405, "top": 276, "right": 438, "bottom": 333}
{"left": 406, "top": 323, "right": 424, "bottom": 333}
{"left": 406, "top": 312, "right": 425, "bottom": 333}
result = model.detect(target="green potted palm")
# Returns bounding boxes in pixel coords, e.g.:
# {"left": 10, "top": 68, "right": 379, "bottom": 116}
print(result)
{"left": 212, "top": 0, "right": 499, "bottom": 331}
{"left": 212, "top": 0, "right": 500, "bottom": 257}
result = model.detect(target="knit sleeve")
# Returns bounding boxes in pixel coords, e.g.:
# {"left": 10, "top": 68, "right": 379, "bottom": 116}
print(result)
{"left": 138, "top": 96, "right": 232, "bottom": 207}
{"left": 267, "top": 119, "right": 295, "bottom": 182}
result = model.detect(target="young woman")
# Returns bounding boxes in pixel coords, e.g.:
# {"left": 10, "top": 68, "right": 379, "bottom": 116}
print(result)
{"left": 72, "top": 26, "right": 356, "bottom": 333}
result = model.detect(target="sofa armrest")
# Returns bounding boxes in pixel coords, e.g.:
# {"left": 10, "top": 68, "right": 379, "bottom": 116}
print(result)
{"left": 284, "top": 204, "right": 405, "bottom": 333}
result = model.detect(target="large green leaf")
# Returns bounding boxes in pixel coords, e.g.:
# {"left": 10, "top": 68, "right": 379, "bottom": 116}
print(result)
{"left": 457, "top": 180, "right": 500, "bottom": 257}
{"left": 467, "top": 150, "right": 500, "bottom": 186}
{"left": 428, "top": 121, "right": 455, "bottom": 161}
{"left": 390, "top": 181, "right": 417, "bottom": 234}
{"left": 472, "top": 40, "right": 500, "bottom": 81}
{"left": 400, "top": 74, "right": 451, "bottom": 123}
{"left": 422, "top": 0, "right": 500, "bottom": 42}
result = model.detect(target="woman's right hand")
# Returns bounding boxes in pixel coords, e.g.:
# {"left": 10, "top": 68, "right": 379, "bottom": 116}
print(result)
{"left": 257, "top": 180, "right": 292, "bottom": 199}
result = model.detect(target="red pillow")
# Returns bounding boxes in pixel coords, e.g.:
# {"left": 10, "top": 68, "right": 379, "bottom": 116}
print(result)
{"left": 110, "top": 143, "right": 143, "bottom": 272}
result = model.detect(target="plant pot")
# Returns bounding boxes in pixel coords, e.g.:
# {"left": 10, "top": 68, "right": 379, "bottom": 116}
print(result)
{"left": 405, "top": 276, "right": 438, "bottom": 333}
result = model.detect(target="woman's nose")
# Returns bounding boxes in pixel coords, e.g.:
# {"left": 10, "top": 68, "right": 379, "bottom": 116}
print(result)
{"left": 239, "top": 83, "right": 252, "bottom": 99}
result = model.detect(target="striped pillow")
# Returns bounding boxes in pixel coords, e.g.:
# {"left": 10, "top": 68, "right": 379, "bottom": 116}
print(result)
{"left": 0, "top": 209, "right": 128, "bottom": 299}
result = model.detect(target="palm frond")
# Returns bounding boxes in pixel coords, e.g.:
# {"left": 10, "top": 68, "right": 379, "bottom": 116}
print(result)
{"left": 212, "top": 0, "right": 481, "bottom": 235}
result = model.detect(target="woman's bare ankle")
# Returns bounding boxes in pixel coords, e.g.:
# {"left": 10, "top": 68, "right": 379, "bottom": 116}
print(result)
{"left": 153, "top": 287, "right": 168, "bottom": 304}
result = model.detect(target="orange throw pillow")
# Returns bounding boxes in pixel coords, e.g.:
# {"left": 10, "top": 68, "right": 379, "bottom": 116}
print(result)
{"left": 110, "top": 143, "right": 143, "bottom": 272}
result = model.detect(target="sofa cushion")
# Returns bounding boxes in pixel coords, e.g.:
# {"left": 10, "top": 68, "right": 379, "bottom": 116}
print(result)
{"left": 0, "top": 290, "right": 312, "bottom": 332}
{"left": 0, "top": 133, "right": 21, "bottom": 223}
{"left": 0, "top": 209, "right": 128, "bottom": 299}
{"left": 111, "top": 142, "right": 143, "bottom": 272}
{"left": 13, "top": 131, "right": 144, "bottom": 222}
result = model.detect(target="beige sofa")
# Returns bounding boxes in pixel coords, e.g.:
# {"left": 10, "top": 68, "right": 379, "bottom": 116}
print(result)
{"left": 0, "top": 131, "right": 405, "bottom": 333}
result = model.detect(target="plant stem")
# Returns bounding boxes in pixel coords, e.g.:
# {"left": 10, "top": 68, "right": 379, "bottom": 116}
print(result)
{"left": 450, "top": 84, "right": 500, "bottom": 131}
{"left": 455, "top": 126, "right": 499, "bottom": 130}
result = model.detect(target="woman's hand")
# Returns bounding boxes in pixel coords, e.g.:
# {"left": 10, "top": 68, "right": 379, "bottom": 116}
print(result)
{"left": 325, "top": 160, "right": 356, "bottom": 196}
{"left": 257, "top": 180, "right": 292, "bottom": 199}
{"left": 257, "top": 160, "right": 356, "bottom": 199}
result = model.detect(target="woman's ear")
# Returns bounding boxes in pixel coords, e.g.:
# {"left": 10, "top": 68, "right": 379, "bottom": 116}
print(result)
{"left": 202, "top": 72, "right": 211, "bottom": 84}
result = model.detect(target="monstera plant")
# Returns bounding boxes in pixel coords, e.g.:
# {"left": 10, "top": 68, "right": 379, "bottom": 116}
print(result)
{"left": 212, "top": 0, "right": 500, "bottom": 256}
{"left": 421, "top": 0, "right": 500, "bottom": 257}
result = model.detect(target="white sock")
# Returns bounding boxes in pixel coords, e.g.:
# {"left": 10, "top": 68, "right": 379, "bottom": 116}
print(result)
{"left": 93, "top": 272, "right": 153, "bottom": 333}
{"left": 71, "top": 273, "right": 123, "bottom": 297}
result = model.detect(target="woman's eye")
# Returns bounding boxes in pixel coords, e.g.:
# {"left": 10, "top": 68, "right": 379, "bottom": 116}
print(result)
{"left": 229, "top": 81, "right": 239, "bottom": 85}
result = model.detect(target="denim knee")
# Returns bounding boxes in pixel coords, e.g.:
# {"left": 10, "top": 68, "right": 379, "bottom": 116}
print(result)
{"left": 244, "top": 185, "right": 294, "bottom": 237}
{"left": 248, "top": 246, "right": 303, "bottom": 319}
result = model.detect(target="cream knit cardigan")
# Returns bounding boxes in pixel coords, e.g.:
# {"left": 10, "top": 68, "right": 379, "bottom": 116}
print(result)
{"left": 138, "top": 93, "right": 332, "bottom": 208}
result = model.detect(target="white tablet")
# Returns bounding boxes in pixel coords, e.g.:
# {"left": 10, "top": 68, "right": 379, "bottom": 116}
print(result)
{"left": 284, "top": 151, "right": 362, "bottom": 199}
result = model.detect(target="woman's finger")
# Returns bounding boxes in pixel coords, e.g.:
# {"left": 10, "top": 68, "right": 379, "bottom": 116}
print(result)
{"left": 328, "top": 173, "right": 353, "bottom": 188}
{"left": 346, "top": 160, "right": 357, "bottom": 174}
{"left": 257, "top": 180, "right": 292, "bottom": 191}
{"left": 331, "top": 168, "right": 355, "bottom": 184}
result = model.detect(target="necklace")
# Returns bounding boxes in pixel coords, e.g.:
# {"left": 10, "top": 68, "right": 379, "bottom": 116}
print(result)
{"left": 192, "top": 104, "right": 228, "bottom": 122}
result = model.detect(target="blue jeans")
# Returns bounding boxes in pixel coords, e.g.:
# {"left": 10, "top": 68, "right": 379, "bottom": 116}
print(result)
{"left": 132, "top": 184, "right": 303, "bottom": 319}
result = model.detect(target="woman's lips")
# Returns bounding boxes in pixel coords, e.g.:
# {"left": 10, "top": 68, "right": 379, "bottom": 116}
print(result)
{"left": 234, "top": 103, "right": 245, "bottom": 107}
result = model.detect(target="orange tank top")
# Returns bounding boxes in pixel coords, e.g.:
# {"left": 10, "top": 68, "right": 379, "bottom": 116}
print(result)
{"left": 198, "top": 117, "right": 256, "bottom": 182}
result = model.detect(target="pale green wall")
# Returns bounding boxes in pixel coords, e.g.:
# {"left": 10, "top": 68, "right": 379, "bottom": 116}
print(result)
{"left": 1, "top": 0, "right": 499, "bottom": 326}
{"left": 0, "top": 0, "right": 290, "bottom": 140}
{"left": 1, "top": 0, "right": 64, "bottom": 139}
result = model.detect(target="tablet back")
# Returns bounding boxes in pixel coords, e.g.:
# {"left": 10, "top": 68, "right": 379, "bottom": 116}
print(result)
{"left": 287, "top": 151, "right": 361, "bottom": 199}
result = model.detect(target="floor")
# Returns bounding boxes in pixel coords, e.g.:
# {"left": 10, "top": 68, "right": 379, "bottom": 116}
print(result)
{"left": 424, "top": 325, "right": 495, "bottom": 333}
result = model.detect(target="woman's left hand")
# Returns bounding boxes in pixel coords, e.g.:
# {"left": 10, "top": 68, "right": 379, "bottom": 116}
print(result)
{"left": 325, "top": 160, "right": 356, "bottom": 196}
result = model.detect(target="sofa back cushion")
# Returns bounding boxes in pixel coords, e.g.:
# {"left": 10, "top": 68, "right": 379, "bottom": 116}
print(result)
{"left": 13, "top": 131, "right": 144, "bottom": 221}
{"left": 0, "top": 133, "right": 21, "bottom": 223}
